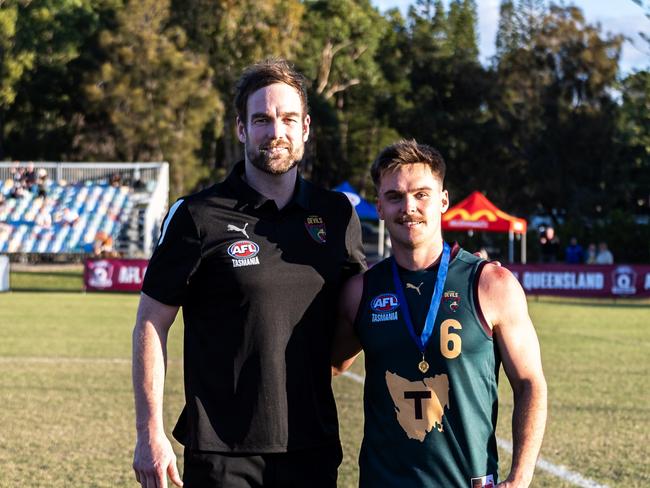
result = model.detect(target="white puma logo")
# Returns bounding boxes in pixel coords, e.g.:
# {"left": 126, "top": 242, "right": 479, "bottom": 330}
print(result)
{"left": 406, "top": 282, "right": 424, "bottom": 295}
{"left": 227, "top": 222, "right": 249, "bottom": 239}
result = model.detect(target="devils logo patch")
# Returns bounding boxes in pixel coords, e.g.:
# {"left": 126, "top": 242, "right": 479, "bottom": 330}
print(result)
{"left": 443, "top": 290, "right": 461, "bottom": 312}
{"left": 305, "top": 215, "right": 327, "bottom": 243}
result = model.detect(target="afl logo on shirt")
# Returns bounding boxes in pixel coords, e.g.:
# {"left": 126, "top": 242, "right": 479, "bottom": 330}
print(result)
{"left": 371, "top": 293, "right": 399, "bottom": 323}
{"left": 228, "top": 240, "right": 260, "bottom": 267}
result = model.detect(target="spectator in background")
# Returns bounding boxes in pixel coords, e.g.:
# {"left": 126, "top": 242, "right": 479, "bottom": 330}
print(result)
{"left": 24, "top": 162, "right": 37, "bottom": 187}
{"left": 93, "top": 230, "right": 117, "bottom": 257}
{"left": 539, "top": 226, "right": 560, "bottom": 263}
{"left": 564, "top": 237, "right": 584, "bottom": 264}
{"left": 595, "top": 242, "right": 614, "bottom": 264}
{"left": 35, "top": 207, "right": 52, "bottom": 229}
{"left": 585, "top": 243, "right": 597, "bottom": 264}
{"left": 36, "top": 168, "right": 49, "bottom": 198}
{"left": 10, "top": 162, "right": 23, "bottom": 183}
{"left": 110, "top": 172, "right": 122, "bottom": 187}
{"left": 0, "top": 222, "right": 11, "bottom": 242}
{"left": 9, "top": 182, "right": 25, "bottom": 199}
{"left": 54, "top": 207, "right": 79, "bottom": 226}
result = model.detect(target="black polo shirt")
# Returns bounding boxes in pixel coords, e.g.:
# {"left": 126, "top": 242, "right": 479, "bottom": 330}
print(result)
{"left": 142, "top": 162, "right": 366, "bottom": 453}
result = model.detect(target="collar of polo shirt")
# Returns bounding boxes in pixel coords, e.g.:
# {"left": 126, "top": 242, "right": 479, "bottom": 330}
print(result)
{"left": 226, "top": 161, "right": 312, "bottom": 211}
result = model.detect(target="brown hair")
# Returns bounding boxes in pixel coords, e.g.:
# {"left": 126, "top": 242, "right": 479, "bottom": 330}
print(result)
{"left": 234, "top": 58, "right": 309, "bottom": 123}
{"left": 371, "top": 139, "right": 446, "bottom": 187}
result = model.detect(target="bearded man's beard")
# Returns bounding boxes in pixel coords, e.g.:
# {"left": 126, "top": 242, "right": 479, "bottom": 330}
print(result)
{"left": 246, "top": 138, "right": 305, "bottom": 175}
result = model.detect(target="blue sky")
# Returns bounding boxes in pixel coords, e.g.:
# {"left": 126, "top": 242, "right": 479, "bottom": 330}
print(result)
{"left": 371, "top": 0, "right": 650, "bottom": 74}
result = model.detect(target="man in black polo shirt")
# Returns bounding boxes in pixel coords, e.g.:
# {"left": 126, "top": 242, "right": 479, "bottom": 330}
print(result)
{"left": 132, "top": 59, "right": 366, "bottom": 487}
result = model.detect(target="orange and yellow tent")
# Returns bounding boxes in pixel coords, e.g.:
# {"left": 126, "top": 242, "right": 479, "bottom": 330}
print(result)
{"left": 442, "top": 191, "right": 527, "bottom": 262}
{"left": 442, "top": 191, "right": 526, "bottom": 234}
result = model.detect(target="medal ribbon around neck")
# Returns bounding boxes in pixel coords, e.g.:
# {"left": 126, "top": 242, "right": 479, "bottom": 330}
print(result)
{"left": 391, "top": 241, "right": 451, "bottom": 357}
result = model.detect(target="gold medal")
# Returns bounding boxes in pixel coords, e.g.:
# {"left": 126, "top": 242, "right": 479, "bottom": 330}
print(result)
{"left": 418, "top": 352, "right": 429, "bottom": 373}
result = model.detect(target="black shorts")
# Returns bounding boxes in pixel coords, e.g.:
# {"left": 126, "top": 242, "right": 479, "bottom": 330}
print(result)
{"left": 183, "top": 442, "right": 343, "bottom": 488}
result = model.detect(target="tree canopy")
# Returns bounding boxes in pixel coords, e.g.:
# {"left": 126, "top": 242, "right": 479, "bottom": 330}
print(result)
{"left": 1, "top": 0, "right": 648, "bottom": 259}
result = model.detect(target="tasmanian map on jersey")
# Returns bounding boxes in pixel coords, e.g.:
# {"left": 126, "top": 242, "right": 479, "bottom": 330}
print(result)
{"left": 385, "top": 371, "right": 450, "bottom": 442}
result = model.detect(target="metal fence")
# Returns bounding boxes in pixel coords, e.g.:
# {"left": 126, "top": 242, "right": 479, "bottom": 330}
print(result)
{"left": 0, "top": 161, "right": 164, "bottom": 189}
{"left": 1, "top": 161, "right": 169, "bottom": 258}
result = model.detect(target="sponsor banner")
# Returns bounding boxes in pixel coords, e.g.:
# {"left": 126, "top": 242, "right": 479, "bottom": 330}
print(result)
{"left": 0, "top": 255, "right": 9, "bottom": 292}
{"left": 505, "top": 264, "right": 650, "bottom": 298}
{"left": 84, "top": 258, "right": 148, "bottom": 292}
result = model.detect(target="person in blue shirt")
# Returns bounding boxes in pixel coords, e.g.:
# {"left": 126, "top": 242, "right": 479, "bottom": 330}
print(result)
{"left": 564, "top": 237, "right": 584, "bottom": 264}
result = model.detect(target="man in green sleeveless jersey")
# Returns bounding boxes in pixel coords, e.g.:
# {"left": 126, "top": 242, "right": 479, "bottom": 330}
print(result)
{"left": 332, "top": 140, "right": 547, "bottom": 487}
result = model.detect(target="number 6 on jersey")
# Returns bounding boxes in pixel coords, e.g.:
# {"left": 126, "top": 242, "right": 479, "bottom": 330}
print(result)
{"left": 440, "top": 319, "right": 462, "bottom": 359}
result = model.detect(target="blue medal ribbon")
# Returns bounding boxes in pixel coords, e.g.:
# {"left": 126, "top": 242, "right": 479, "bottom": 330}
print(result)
{"left": 391, "top": 241, "right": 451, "bottom": 354}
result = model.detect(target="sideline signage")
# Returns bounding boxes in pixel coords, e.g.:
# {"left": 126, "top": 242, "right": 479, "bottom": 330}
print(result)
{"left": 84, "top": 258, "right": 148, "bottom": 292}
{"left": 506, "top": 263, "right": 650, "bottom": 299}
{"left": 0, "top": 255, "right": 8, "bottom": 292}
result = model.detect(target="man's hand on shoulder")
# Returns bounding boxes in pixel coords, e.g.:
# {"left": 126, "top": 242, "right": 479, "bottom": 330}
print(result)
{"left": 133, "top": 432, "right": 183, "bottom": 487}
{"left": 472, "top": 250, "right": 501, "bottom": 267}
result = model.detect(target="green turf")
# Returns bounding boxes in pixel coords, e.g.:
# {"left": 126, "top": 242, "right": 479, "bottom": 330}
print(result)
{"left": 0, "top": 292, "right": 648, "bottom": 487}
{"left": 9, "top": 270, "right": 84, "bottom": 292}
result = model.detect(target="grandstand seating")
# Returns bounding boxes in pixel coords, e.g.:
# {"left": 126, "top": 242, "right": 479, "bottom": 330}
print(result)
{"left": 0, "top": 179, "right": 134, "bottom": 254}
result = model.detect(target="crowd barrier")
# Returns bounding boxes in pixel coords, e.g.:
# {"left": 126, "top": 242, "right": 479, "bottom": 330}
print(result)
{"left": 505, "top": 263, "right": 650, "bottom": 298}
{"left": 83, "top": 258, "right": 650, "bottom": 299}
{"left": 0, "top": 255, "right": 8, "bottom": 292}
{"left": 84, "top": 258, "right": 148, "bottom": 292}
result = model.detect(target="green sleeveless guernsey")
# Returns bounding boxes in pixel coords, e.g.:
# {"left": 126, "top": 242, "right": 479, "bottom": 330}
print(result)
{"left": 355, "top": 245, "right": 500, "bottom": 487}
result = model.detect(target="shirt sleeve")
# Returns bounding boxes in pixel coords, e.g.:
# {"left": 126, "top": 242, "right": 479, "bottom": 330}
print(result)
{"left": 141, "top": 199, "right": 202, "bottom": 306}
{"left": 343, "top": 204, "right": 367, "bottom": 280}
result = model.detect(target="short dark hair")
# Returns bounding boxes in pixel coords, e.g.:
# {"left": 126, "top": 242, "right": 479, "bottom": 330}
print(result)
{"left": 234, "top": 58, "right": 309, "bottom": 123}
{"left": 371, "top": 139, "right": 446, "bottom": 187}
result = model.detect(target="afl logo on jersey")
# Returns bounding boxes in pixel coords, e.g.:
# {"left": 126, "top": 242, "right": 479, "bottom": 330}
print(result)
{"left": 371, "top": 293, "right": 399, "bottom": 312}
{"left": 371, "top": 293, "right": 399, "bottom": 323}
{"left": 228, "top": 240, "right": 260, "bottom": 267}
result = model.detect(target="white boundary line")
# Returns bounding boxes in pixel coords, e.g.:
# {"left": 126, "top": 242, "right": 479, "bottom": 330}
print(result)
{"left": 341, "top": 371, "right": 609, "bottom": 488}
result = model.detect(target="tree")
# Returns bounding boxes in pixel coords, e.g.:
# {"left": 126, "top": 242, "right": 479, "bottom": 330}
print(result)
{"left": 0, "top": 1, "right": 34, "bottom": 159}
{"left": 298, "top": 0, "right": 387, "bottom": 185}
{"left": 491, "top": 4, "right": 623, "bottom": 219}
{"left": 169, "top": 0, "right": 304, "bottom": 173}
{"left": 0, "top": 0, "right": 117, "bottom": 160}
{"left": 388, "top": 0, "right": 491, "bottom": 201}
{"left": 84, "top": 0, "right": 222, "bottom": 198}
{"left": 495, "top": 0, "right": 518, "bottom": 58}
{"left": 617, "top": 70, "right": 650, "bottom": 212}
{"left": 448, "top": 0, "right": 479, "bottom": 60}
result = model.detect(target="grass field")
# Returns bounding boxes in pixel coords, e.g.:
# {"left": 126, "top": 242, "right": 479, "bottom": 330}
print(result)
{"left": 0, "top": 270, "right": 648, "bottom": 487}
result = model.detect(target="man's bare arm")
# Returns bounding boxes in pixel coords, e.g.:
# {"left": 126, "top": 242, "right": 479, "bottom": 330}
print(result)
{"left": 331, "top": 273, "right": 364, "bottom": 376}
{"left": 132, "top": 292, "right": 183, "bottom": 488}
{"left": 480, "top": 266, "right": 548, "bottom": 488}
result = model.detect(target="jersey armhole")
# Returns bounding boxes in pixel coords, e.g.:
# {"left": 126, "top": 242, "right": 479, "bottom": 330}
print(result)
{"left": 472, "top": 260, "right": 493, "bottom": 337}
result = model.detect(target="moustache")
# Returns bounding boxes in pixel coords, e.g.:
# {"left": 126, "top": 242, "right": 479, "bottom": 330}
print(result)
{"left": 260, "top": 141, "right": 292, "bottom": 151}
{"left": 397, "top": 217, "right": 424, "bottom": 224}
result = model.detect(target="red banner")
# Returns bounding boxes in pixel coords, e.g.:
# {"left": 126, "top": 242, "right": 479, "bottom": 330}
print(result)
{"left": 83, "top": 259, "right": 650, "bottom": 298}
{"left": 505, "top": 263, "right": 650, "bottom": 298}
{"left": 84, "top": 258, "right": 148, "bottom": 292}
